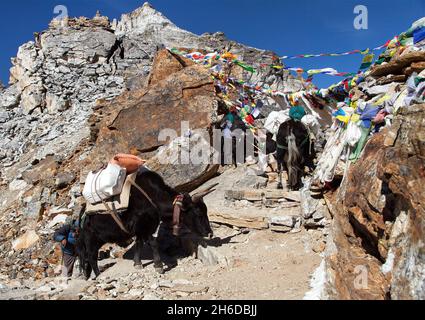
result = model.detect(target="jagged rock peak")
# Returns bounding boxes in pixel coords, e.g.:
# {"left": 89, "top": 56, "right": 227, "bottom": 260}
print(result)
{"left": 48, "top": 9, "right": 110, "bottom": 30}
{"left": 49, "top": 16, "right": 110, "bottom": 30}
{"left": 114, "top": 2, "right": 191, "bottom": 36}
{"left": 143, "top": 2, "right": 154, "bottom": 9}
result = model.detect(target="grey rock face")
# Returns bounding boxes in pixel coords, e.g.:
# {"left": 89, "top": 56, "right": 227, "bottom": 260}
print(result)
{"left": 0, "top": 84, "right": 20, "bottom": 109}
{"left": 0, "top": 16, "right": 131, "bottom": 169}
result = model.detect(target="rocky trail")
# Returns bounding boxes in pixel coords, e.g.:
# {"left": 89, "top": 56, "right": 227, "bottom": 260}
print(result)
{"left": 0, "top": 226, "right": 321, "bottom": 300}
{"left": 0, "top": 163, "right": 324, "bottom": 300}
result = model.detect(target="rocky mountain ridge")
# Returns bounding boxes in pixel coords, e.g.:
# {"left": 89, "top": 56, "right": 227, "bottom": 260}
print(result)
{"left": 0, "top": 2, "right": 302, "bottom": 174}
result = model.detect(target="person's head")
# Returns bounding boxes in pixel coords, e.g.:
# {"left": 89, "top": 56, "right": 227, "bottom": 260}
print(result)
{"left": 71, "top": 219, "right": 80, "bottom": 235}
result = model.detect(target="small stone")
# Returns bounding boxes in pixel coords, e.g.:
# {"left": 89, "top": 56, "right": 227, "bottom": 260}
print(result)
{"left": 128, "top": 288, "right": 143, "bottom": 297}
{"left": 87, "top": 286, "right": 97, "bottom": 295}
{"left": 142, "top": 293, "right": 160, "bottom": 300}
{"left": 312, "top": 242, "right": 326, "bottom": 253}
{"left": 117, "top": 286, "right": 128, "bottom": 294}
{"left": 35, "top": 285, "right": 54, "bottom": 292}
{"left": 12, "top": 230, "right": 40, "bottom": 251}
{"left": 197, "top": 245, "right": 219, "bottom": 266}
{"left": 172, "top": 279, "right": 193, "bottom": 286}
{"left": 175, "top": 291, "right": 189, "bottom": 297}
{"left": 9, "top": 179, "right": 28, "bottom": 191}
{"left": 269, "top": 215, "right": 299, "bottom": 228}
{"left": 47, "top": 214, "right": 68, "bottom": 228}
{"left": 150, "top": 282, "right": 160, "bottom": 289}
{"left": 103, "top": 284, "right": 115, "bottom": 291}
{"left": 55, "top": 172, "right": 75, "bottom": 189}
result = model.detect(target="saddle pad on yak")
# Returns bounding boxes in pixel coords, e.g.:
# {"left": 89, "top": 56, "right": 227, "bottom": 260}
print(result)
{"left": 85, "top": 172, "right": 137, "bottom": 214}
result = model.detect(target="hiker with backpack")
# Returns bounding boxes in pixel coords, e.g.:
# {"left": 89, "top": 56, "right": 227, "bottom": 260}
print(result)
{"left": 53, "top": 219, "right": 80, "bottom": 278}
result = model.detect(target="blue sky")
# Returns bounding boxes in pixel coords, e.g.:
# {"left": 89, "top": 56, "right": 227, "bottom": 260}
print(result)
{"left": 1, "top": 0, "right": 424, "bottom": 89}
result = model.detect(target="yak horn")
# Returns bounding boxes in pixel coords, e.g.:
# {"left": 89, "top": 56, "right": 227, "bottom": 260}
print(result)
{"left": 191, "top": 189, "right": 216, "bottom": 202}
{"left": 191, "top": 183, "right": 219, "bottom": 201}
{"left": 191, "top": 183, "right": 219, "bottom": 196}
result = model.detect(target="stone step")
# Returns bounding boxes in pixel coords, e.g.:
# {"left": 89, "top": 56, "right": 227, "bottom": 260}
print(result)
{"left": 225, "top": 189, "right": 300, "bottom": 202}
{"left": 208, "top": 210, "right": 269, "bottom": 230}
{"left": 209, "top": 204, "right": 302, "bottom": 231}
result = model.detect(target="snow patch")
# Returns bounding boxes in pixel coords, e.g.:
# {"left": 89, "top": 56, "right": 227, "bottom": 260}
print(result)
{"left": 303, "top": 260, "right": 326, "bottom": 300}
{"left": 381, "top": 249, "right": 395, "bottom": 274}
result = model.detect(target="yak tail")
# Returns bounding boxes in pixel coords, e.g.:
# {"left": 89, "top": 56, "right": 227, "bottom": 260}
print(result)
{"left": 76, "top": 203, "right": 87, "bottom": 275}
{"left": 286, "top": 130, "right": 301, "bottom": 188}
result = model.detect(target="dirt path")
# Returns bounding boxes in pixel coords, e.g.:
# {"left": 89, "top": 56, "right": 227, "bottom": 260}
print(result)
{"left": 166, "top": 227, "right": 321, "bottom": 300}
{"left": 0, "top": 224, "right": 321, "bottom": 300}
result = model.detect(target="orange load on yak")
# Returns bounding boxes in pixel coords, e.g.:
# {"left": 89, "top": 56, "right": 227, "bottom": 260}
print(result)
{"left": 110, "top": 154, "right": 146, "bottom": 174}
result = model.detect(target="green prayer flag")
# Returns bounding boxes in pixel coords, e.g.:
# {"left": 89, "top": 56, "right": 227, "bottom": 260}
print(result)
{"left": 359, "top": 53, "right": 375, "bottom": 70}
{"left": 233, "top": 60, "right": 256, "bottom": 73}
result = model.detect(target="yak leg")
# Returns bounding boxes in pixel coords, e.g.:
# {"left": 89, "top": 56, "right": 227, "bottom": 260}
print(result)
{"left": 232, "top": 136, "right": 237, "bottom": 168}
{"left": 82, "top": 259, "right": 92, "bottom": 280}
{"left": 149, "top": 235, "right": 164, "bottom": 274}
{"left": 83, "top": 235, "right": 100, "bottom": 279}
{"left": 277, "top": 148, "right": 284, "bottom": 189}
{"left": 87, "top": 249, "right": 100, "bottom": 278}
{"left": 77, "top": 250, "right": 90, "bottom": 279}
{"left": 133, "top": 238, "right": 144, "bottom": 269}
{"left": 277, "top": 167, "right": 283, "bottom": 189}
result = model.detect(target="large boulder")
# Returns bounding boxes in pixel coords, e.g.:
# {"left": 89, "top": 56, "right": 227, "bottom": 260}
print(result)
{"left": 369, "top": 51, "right": 425, "bottom": 78}
{"left": 146, "top": 130, "right": 219, "bottom": 192}
{"left": 82, "top": 49, "right": 219, "bottom": 172}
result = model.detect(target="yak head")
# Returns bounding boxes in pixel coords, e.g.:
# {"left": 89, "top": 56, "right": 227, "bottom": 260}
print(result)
{"left": 178, "top": 184, "right": 218, "bottom": 239}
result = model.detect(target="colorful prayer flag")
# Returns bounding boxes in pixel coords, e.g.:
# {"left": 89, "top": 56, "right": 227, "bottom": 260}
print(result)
{"left": 233, "top": 60, "right": 256, "bottom": 73}
{"left": 359, "top": 53, "right": 375, "bottom": 70}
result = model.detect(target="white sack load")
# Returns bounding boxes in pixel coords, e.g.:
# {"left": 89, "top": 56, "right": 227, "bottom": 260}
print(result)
{"left": 83, "top": 163, "right": 127, "bottom": 204}
{"left": 301, "top": 114, "right": 320, "bottom": 137}
{"left": 264, "top": 110, "right": 290, "bottom": 136}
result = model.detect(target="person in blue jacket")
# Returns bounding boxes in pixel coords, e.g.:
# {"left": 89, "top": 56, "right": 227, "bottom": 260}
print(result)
{"left": 53, "top": 220, "right": 80, "bottom": 278}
